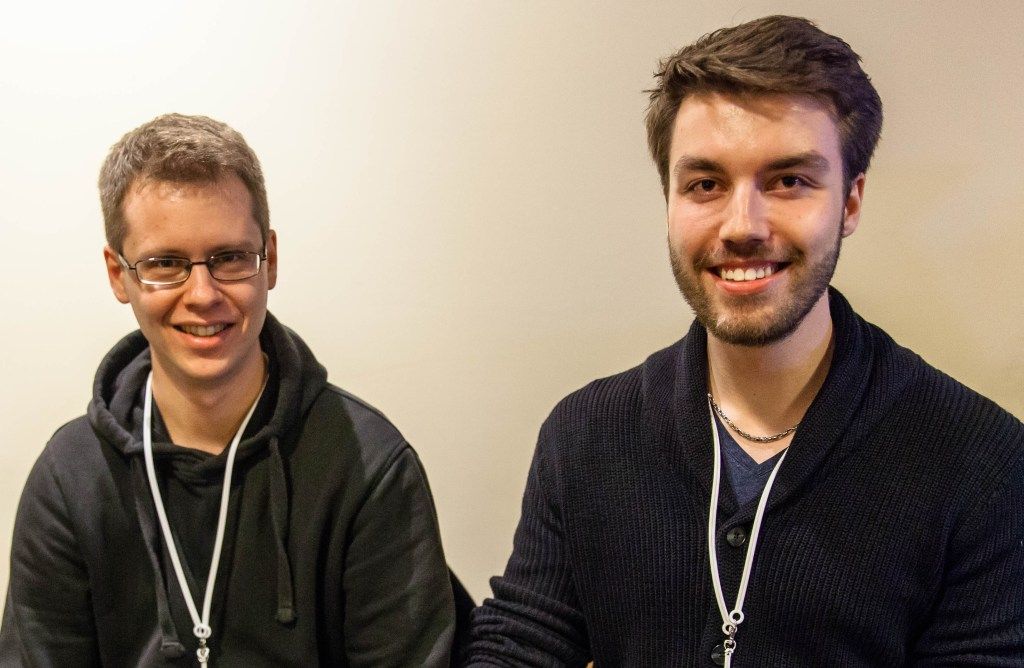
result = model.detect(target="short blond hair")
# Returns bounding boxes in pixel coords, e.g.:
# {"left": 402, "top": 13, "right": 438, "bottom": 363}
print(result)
{"left": 98, "top": 113, "right": 269, "bottom": 252}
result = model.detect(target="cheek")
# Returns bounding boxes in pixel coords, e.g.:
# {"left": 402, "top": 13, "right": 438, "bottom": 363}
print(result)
{"left": 777, "top": 201, "right": 843, "bottom": 246}
{"left": 130, "top": 294, "right": 172, "bottom": 324}
{"left": 125, "top": 300, "right": 167, "bottom": 343}
{"left": 234, "top": 285, "right": 269, "bottom": 317}
{"left": 668, "top": 212, "right": 713, "bottom": 253}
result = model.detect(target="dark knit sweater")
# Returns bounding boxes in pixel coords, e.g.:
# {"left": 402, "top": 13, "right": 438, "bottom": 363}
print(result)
{"left": 467, "top": 289, "right": 1024, "bottom": 666}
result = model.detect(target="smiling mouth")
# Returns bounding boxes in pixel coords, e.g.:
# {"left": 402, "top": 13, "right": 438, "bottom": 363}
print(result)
{"left": 715, "top": 262, "right": 789, "bottom": 282}
{"left": 175, "top": 324, "right": 229, "bottom": 337}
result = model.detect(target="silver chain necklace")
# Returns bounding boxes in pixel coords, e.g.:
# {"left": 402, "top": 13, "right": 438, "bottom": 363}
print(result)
{"left": 706, "top": 393, "right": 797, "bottom": 443}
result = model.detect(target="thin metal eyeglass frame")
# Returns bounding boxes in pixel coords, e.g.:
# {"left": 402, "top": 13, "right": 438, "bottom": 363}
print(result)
{"left": 118, "top": 250, "right": 267, "bottom": 286}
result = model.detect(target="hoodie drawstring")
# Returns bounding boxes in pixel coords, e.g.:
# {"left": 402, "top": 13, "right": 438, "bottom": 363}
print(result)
{"left": 268, "top": 435, "right": 296, "bottom": 625}
{"left": 131, "top": 433, "right": 296, "bottom": 658}
{"left": 129, "top": 458, "right": 187, "bottom": 658}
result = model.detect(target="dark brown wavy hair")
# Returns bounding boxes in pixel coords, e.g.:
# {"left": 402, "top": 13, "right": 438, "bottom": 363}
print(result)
{"left": 645, "top": 15, "right": 882, "bottom": 198}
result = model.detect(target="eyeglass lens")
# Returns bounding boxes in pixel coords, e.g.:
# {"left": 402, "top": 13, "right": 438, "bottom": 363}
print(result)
{"left": 136, "top": 252, "right": 261, "bottom": 284}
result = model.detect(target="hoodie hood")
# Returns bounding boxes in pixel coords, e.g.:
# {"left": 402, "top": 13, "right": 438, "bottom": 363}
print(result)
{"left": 85, "top": 312, "right": 328, "bottom": 656}
{"left": 88, "top": 311, "right": 329, "bottom": 466}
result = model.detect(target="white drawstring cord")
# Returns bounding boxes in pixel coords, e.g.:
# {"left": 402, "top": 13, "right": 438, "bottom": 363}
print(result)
{"left": 707, "top": 399, "right": 788, "bottom": 667}
{"left": 143, "top": 371, "right": 265, "bottom": 666}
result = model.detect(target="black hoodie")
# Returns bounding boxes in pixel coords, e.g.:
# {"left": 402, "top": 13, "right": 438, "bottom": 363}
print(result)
{"left": 1, "top": 313, "right": 455, "bottom": 666}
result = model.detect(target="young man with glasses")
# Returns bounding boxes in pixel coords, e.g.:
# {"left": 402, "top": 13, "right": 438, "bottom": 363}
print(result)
{"left": 467, "top": 16, "right": 1023, "bottom": 666}
{"left": 1, "top": 114, "right": 455, "bottom": 665}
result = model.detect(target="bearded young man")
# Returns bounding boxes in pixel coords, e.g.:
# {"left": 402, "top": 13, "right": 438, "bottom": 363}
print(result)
{"left": 466, "top": 16, "right": 1024, "bottom": 667}
{"left": 0, "top": 114, "right": 456, "bottom": 666}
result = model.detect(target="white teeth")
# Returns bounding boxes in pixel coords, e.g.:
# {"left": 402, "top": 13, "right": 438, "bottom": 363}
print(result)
{"left": 720, "top": 265, "right": 775, "bottom": 282}
{"left": 181, "top": 324, "right": 227, "bottom": 337}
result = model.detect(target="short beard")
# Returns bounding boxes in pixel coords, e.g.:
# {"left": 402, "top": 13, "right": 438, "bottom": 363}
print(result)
{"left": 669, "top": 222, "right": 843, "bottom": 347}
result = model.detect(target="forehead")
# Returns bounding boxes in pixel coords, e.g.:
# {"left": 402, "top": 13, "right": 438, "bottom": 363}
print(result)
{"left": 121, "top": 174, "right": 260, "bottom": 254}
{"left": 669, "top": 92, "right": 842, "bottom": 173}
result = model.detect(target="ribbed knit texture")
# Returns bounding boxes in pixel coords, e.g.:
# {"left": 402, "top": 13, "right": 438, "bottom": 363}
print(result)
{"left": 466, "top": 289, "right": 1024, "bottom": 666}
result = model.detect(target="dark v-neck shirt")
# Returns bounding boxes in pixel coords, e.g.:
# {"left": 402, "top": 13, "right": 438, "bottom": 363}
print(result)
{"left": 716, "top": 415, "right": 785, "bottom": 508}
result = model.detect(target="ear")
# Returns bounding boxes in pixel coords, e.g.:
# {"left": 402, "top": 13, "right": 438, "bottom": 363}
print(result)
{"left": 841, "top": 173, "right": 866, "bottom": 238}
{"left": 265, "top": 229, "right": 278, "bottom": 290}
{"left": 103, "top": 246, "right": 131, "bottom": 304}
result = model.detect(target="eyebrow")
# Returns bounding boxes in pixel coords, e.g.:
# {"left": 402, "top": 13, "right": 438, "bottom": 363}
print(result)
{"left": 672, "top": 156, "right": 726, "bottom": 180}
{"left": 131, "top": 244, "right": 260, "bottom": 260}
{"left": 130, "top": 248, "right": 189, "bottom": 259}
{"left": 763, "top": 151, "right": 831, "bottom": 173}
{"left": 671, "top": 151, "right": 832, "bottom": 180}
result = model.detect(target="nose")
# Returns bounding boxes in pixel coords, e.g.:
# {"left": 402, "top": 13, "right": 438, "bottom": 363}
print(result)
{"left": 181, "top": 263, "right": 224, "bottom": 307}
{"left": 719, "top": 183, "right": 770, "bottom": 245}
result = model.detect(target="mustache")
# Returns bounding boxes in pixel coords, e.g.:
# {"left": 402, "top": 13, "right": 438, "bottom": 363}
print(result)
{"left": 693, "top": 245, "right": 800, "bottom": 270}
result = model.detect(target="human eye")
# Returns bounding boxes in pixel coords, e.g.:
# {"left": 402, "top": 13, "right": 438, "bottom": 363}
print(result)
{"left": 211, "top": 251, "right": 249, "bottom": 265}
{"left": 683, "top": 178, "right": 722, "bottom": 198}
{"left": 770, "top": 174, "right": 815, "bottom": 193}
{"left": 137, "top": 257, "right": 189, "bottom": 283}
{"left": 149, "top": 257, "right": 186, "bottom": 269}
{"left": 209, "top": 251, "right": 257, "bottom": 280}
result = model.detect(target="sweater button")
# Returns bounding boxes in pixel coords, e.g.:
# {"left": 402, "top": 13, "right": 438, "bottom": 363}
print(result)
{"left": 726, "top": 526, "right": 747, "bottom": 547}
{"left": 711, "top": 643, "right": 725, "bottom": 665}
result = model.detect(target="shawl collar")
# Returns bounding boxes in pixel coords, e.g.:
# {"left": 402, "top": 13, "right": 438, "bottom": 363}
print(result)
{"left": 648, "top": 288, "right": 876, "bottom": 521}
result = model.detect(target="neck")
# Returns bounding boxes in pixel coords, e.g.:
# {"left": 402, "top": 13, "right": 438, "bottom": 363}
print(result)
{"left": 706, "top": 292, "right": 834, "bottom": 462}
{"left": 151, "top": 354, "right": 266, "bottom": 455}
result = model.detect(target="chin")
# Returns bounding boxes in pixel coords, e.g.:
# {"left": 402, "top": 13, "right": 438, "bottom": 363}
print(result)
{"left": 706, "top": 316, "right": 801, "bottom": 347}
{"left": 154, "top": 355, "right": 238, "bottom": 388}
{"left": 704, "top": 287, "right": 829, "bottom": 347}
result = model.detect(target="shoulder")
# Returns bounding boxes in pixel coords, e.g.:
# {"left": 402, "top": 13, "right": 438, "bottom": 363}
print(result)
{"left": 870, "top": 323, "right": 1022, "bottom": 445}
{"left": 298, "top": 383, "right": 418, "bottom": 479}
{"left": 866, "top": 323, "right": 1023, "bottom": 498}
{"left": 545, "top": 359, "right": 645, "bottom": 438}
{"left": 905, "top": 356, "right": 1022, "bottom": 479}
{"left": 538, "top": 338, "right": 682, "bottom": 460}
{"left": 30, "top": 415, "right": 106, "bottom": 486}
{"left": 46, "top": 414, "right": 98, "bottom": 451}
{"left": 13, "top": 415, "right": 109, "bottom": 542}
{"left": 835, "top": 300, "right": 1022, "bottom": 456}
{"left": 547, "top": 339, "right": 680, "bottom": 427}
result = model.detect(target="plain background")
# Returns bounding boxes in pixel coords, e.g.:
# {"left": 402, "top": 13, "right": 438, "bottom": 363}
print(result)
{"left": 1, "top": 1, "right": 1021, "bottom": 605}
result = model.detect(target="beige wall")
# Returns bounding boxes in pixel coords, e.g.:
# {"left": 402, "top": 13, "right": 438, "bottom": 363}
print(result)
{"left": 0, "top": 1, "right": 1020, "bottom": 604}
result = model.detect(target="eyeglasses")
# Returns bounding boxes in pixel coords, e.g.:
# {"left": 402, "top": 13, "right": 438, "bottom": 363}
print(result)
{"left": 119, "top": 250, "right": 267, "bottom": 286}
